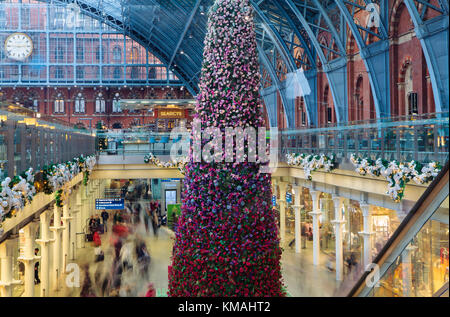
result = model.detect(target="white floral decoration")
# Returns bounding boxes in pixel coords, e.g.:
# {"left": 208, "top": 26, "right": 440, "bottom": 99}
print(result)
{"left": 350, "top": 154, "right": 442, "bottom": 202}
{"left": 286, "top": 153, "right": 335, "bottom": 180}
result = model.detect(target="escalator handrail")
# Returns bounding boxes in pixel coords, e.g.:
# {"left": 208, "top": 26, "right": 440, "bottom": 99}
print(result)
{"left": 348, "top": 160, "right": 449, "bottom": 297}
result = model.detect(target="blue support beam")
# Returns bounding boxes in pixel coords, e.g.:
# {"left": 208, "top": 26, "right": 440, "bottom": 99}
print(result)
{"left": 257, "top": 44, "right": 294, "bottom": 128}
{"left": 335, "top": 0, "right": 391, "bottom": 118}
{"left": 284, "top": 0, "right": 348, "bottom": 123}
{"left": 403, "top": 0, "right": 449, "bottom": 112}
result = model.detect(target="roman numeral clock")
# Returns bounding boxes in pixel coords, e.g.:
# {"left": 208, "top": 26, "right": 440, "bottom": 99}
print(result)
{"left": 4, "top": 33, "right": 33, "bottom": 61}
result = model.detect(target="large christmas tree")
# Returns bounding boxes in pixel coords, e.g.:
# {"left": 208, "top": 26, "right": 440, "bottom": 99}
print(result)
{"left": 168, "top": 0, "right": 284, "bottom": 297}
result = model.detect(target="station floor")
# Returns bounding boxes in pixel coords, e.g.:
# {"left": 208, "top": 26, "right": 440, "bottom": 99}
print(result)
{"left": 17, "top": 215, "right": 340, "bottom": 297}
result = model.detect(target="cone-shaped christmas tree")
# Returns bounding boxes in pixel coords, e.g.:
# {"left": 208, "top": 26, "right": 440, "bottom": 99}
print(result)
{"left": 168, "top": 0, "right": 284, "bottom": 297}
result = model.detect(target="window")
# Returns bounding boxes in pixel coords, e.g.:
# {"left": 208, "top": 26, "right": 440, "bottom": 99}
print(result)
{"left": 112, "top": 93, "right": 121, "bottom": 113}
{"left": 113, "top": 46, "right": 121, "bottom": 63}
{"left": 148, "top": 68, "right": 156, "bottom": 79}
{"left": 95, "top": 46, "right": 102, "bottom": 62}
{"left": 408, "top": 92, "right": 418, "bottom": 115}
{"left": 113, "top": 67, "right": 122, "bottom": 79}
{"left": 0, "top": 10, "right": 6, "bottom": 28}
{"left": 327, "top": 107, "right": 332, "bottom": 123}
{"left": 55, "top": 46, "right": 64, "bottom": 61}
{"left": 54, "top": 93, "right": 64, "bottom": 113}
{"left": 130, "top": 67, "right": 138, "bottom": 79}
{"left": 55, "top": 66, "right": 64, "bottom": 79}
{"left": 22, "top": 7, "right": 30, "bottom": 27}
{"left": 76, "top": 67, "right": 84, "bottom": 80}
{"left": 76, "top": 44, "right": 84, "bottom": 62}
{"left": 130, "top": 46, "right": 139, "bottom": 63}
{"left": 74, "top": 93, "right": 85, "bottom": 113}
{"left": 95, "top": 93, "right": 105, "bottom": 113}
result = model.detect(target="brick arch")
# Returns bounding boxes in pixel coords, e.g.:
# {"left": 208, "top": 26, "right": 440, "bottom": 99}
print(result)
{"left": 390, "top": 0, "right": 414, "bottom": 37}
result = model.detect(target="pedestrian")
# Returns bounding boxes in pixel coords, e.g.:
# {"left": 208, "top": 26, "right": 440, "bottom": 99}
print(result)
{"left": 80, "top": 264, "right": 95, "bottom": 297}
{"left": 34, "top": 248, "right": 40, "bottom": 285}
{"left": 101, "top": 210, "right": 109, "bottom": 232}
{"left": 93, "top": 230, "right": 101, "bottom": 247}
{"left": 151, "top": 208, "right": 159, "bottom": 237}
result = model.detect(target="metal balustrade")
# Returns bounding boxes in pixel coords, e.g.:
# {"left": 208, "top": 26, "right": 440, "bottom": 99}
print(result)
{"left": 0, "top": 110, "right": 96, "bottom": 179}
{"left": 280, "top": 112, "right": 449, "bottom": 165}
{"left": 97, "top": 112, "right": 449, "bottom": 167}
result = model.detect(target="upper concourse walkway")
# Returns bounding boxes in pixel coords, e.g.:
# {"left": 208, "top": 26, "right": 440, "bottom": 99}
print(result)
{"left": 0, "top": 0, "right": 449, "bottom": 299}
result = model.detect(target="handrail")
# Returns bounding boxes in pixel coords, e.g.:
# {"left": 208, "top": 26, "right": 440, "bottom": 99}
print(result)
{"left": 347, "top": 160, "right": 449, "bottom": 297}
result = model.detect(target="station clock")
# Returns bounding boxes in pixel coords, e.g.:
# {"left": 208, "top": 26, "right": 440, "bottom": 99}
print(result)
{"left": 4, "top": 33, "right": 33, "bottom": 61}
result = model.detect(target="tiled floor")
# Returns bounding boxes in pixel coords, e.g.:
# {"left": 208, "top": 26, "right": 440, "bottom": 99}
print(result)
{"left": 15, "top": 214, "right": 341, "bottom": 297}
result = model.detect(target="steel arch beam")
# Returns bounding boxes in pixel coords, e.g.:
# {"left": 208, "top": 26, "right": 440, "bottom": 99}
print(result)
{"left": 257, "top": 44, "right": 292, "bottom": 128}
{"left": 403, "top": 0, "right": 449, "bottom": 113}
{"left": 253, "top": 0, "right": 317, "bottom": 127}
{"left": 284, "top": 0, "right": 348, "bottom": 123}
{"left": 50, "top": 0, "right": 199, "bottom": 96}
{"left": 335, "top": 0, "right": 391, "bottom": 118}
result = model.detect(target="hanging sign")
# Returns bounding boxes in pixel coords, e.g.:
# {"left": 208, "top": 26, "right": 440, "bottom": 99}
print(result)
{"left": 272, "top": 195, "right": 277, "bottom": 207}
{"left": 95, "top": 198, "right": 125, "bottom": 210}
{"left": 286, "top": 192, "right": 292, "bottom": 204}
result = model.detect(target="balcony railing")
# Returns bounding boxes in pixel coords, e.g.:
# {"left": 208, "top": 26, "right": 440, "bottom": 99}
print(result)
{"left": 97, "top": 112, "right": 449, "bottom": 167}
{"left": 0, "top": 109, "right": 96, "bottom": 179}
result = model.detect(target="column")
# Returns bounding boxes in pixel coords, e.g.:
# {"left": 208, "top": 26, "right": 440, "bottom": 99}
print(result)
{"left": 278, "top": 182, "right": 287, "bottom": 244}
{"left": 69, "top": 195, "right": 79, "bottom": 260}
{"left": 17, "top": 221, "right": 40, "bottom": 297}
{"left": 332, "top": 195, "right": 346, "bottom": 281}
{"left": 401, "top": 245, "right": 417, "bottom": 297}
{"left": 35, "top": 210, "right": 53, "bottom": 297}
{"left": 75, "top": 187, "right": 84, "bottom": 249}
{"left": 359, "top": 203, "right": 374, "bottom": 271}
{"left": 292, "top": 186, "right": 303, "bottom": 253}
{"left": 0, "top": 235, "right": 21, "bottom": 297}
{"left": 61, "top": 204, "right": 73, "bottom": 273}
{"left": 308, "top": 190, "right": 321, "bottom": 266}
{"left": 50, "top": 206, "right": 63, "bottom": 291}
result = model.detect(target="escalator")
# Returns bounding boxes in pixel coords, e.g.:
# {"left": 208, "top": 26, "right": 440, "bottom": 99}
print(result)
{"left": 347, "top": 161, "right": 449, "bottom": 297}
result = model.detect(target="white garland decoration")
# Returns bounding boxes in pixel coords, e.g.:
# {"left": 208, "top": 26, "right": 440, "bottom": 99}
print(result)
{"left": 350, "top": 154, "right": 441, "bottom": 202}
{"left": 286, "top": 153, "right": 335, "bottom": 180}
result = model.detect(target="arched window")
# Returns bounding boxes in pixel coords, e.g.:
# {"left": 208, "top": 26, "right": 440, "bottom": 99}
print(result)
{"left": 74, "top": 93, "right": 85, "bottom": 113}
{"left": 113, "top": 67, "right": 122, "bottom": 79}
{"left": 112, "top": 93, "right": 121, "bottom": 113}
{"left": 130, "top": 46, "right": 139, "bottom": 63}
{"left": 113, "top": 46, "right": 122, "bottom": 63}
{"left": 95, "top": 93, "right": 106, "bottom": 113}
{"left": 403, "top": 64, "right": 417, "bottom": 115}
{"left": 54, "top": 93, "right": 64, "bottom": 113}
{"left": 355, "top": 76, "right": 364, "bottom": 122}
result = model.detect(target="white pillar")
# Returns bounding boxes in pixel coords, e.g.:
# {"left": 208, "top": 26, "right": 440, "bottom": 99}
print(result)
{"left": 359, "top": 203, "right": 374, "bottom": 271}
{"left": 69, "top": 202, "right": 78, "bottom": 260}
{"left": 36, "top": 210, "right": 53, "bottom": 297}
{"left": 50, "top": 206, "right": 63, "bottom": 291}
{"left": 75, "top": 187, "right": 83, "bottom": 250}
{"left": 401, "top": 245, "right": 417, "bottom": 297}
{"left": 61, "top": 204, "right": 73, "bottom": 273}
{"left": 17, "top": 221, "right": 40, "bottom": 297}
{"left": 278, "top": 182, "right": 287, "bottom": 244}
{"left": 0, "top": 236, "right": 21, "bottom": 297}
{"left": 332, "top": 195, "right": 346, "bottom": 281}
{"left": 309, "top": 190, "right": 321, "bottom": 266}
{"left": 292, "top": 186, "right": 303, "bottom": 253}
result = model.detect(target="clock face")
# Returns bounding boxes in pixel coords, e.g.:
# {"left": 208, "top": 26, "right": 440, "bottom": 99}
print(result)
{"left": 4, "top": 33, "right": 33, "bottom": 61}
